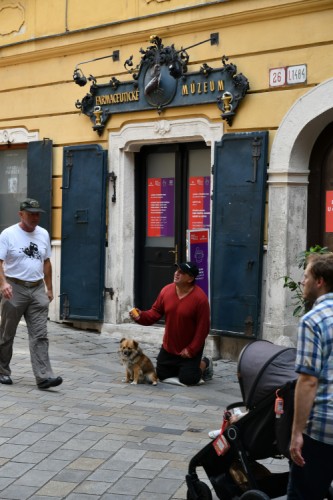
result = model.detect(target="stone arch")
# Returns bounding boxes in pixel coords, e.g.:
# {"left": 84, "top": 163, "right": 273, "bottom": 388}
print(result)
{"left": 264, "top": 78, "right": 333, "bottom": 344}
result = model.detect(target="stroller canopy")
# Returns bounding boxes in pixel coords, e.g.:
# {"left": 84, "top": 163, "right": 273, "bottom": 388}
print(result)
{"left": 237, "top": 339, "right": 297, "bottom": 408}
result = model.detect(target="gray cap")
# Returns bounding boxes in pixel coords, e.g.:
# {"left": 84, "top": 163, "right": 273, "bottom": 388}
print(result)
{"left": 20, "top": 198, "right": 46, "bottom": 213}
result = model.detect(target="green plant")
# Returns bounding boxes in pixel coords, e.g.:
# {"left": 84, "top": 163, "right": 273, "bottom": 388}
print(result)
{"left": 283, "top": 245, "right": 331, "bottom": 317}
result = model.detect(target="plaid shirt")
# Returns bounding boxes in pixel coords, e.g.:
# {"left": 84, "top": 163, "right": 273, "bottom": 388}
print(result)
{"left": 295, "top": 293, "right": 333, "bottom": 445}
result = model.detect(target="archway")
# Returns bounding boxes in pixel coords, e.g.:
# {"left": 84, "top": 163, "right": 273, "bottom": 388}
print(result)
{"left": 264, "top": 78, "right": 333, "bottom": 344}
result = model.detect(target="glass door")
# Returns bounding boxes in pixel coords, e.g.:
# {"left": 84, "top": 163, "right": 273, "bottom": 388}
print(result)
{"left": 135, "top": 143, "right": 210, "bottom": 310}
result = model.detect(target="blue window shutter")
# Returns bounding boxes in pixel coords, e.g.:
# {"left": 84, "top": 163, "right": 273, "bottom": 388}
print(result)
{"left": 27, "top": 139, "right": 53, "bottom": 233}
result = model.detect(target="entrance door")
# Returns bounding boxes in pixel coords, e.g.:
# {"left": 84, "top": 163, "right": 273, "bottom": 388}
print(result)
{"left": 134, "top": 143, "right": 210, "bottom": 310}
{"left": 308, "top": 122, "right": 333, "bottom": 251}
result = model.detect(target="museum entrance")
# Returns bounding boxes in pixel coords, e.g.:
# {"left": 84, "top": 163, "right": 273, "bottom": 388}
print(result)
{"left": 134, "top": 142, "right": 211, "bottom": 311}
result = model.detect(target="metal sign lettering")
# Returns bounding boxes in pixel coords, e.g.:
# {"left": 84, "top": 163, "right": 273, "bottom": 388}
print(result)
{"left": 74, "top": 36, "right": 250, "bottom": 134}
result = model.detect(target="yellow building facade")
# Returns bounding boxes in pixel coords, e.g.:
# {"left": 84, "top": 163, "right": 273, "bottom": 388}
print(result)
{"left": 1, "top": 0, "right": 333, "bottom": 357}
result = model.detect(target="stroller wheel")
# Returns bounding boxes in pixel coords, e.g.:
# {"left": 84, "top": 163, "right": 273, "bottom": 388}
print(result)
{"left": 186, "top": 480, "right": 213, "bottom": 500}
{"left": 239, "top": 490, "right": 270, "bottom": 500}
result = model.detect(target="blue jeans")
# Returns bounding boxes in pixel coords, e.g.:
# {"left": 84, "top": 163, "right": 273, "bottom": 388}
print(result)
{"left": 287, "top": 433, "right": 333, "bottom": 500}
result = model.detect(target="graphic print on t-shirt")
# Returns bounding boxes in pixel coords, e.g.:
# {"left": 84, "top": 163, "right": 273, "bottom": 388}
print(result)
{"left": 20, "top": 242, "right": 42, "bottom": 261}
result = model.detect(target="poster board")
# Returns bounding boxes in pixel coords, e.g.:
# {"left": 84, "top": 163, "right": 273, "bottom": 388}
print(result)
{"left": 187, "top": 228, "right": 209, "bottom": 298}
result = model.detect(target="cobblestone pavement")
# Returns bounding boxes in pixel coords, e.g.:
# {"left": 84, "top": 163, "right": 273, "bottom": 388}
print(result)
{"left": 0, "top": 321, "right": 288, "bottom": 499}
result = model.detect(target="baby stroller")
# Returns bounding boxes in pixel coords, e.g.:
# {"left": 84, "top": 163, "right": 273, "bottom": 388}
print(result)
{"left": 186, "top": 340, "right": 298, "bottom": 500}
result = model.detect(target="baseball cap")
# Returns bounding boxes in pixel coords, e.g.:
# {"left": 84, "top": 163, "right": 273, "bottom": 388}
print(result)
{"left": 20, "top": 198, "right": 46, "bottom": 213}
{"left": 175, "top": 262, "right": 199, "bottom": 278}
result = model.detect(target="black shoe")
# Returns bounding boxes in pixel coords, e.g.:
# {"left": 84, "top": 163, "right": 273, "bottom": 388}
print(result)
{"left": 202, "top": 356, "right": 214, "bottom": 381}
{"left": 0, "top": 375, "right": 13, "bottom": 385}
{"left": 37, "top": 376, "right": 63, "bottom": 390}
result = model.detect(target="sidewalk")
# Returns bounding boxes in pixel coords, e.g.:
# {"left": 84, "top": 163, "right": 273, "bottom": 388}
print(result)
{"left": 0, "top": 321, "right": 288, "bottom": 499}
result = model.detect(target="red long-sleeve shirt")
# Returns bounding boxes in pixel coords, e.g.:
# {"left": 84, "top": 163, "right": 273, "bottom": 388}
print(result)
{"left": 137, "top": 283, "right": 210, "bottom": 357}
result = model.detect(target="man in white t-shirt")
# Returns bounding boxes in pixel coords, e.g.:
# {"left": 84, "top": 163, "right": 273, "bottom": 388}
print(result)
{"left": 0, "top": 198, "right": 62, "bottom": 390}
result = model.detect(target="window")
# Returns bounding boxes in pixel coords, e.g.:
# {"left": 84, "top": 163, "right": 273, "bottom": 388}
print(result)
{"left": 0, "top": 145, "right": 27, "bottom": 233}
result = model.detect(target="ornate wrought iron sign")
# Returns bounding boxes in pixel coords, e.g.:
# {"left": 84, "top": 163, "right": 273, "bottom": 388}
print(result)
{"left": 74, "top": 36, "right": 250, "bottom": 135}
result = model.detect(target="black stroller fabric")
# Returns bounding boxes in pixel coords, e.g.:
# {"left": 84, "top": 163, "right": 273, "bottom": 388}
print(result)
{"left": 237, "top": 340, "right": 297, "bottom": 408}
{"left": 186, "top": 339, "right": 298, "bottom": 499}
{"left": 236, "top": 340, "right": 298, "bottom": 458}
{"left": 275, "top": 379, "right": 296, "bottom": 459}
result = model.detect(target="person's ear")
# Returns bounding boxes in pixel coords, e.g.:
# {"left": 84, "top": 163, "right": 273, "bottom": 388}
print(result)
{"left": 317, "top": 276, "right": 326, "bottom": 291}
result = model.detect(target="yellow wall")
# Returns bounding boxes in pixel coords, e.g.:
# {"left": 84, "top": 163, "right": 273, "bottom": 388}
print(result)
{"left": 0, "top": 0, "right": 332, "bottom": 238}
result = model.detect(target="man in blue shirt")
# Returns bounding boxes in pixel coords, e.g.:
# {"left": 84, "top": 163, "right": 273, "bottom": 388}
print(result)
{"left": 288, "top": 254, "right": 333, "bottom": 499}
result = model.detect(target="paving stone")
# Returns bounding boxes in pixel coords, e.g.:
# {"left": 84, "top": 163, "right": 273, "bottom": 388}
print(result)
{"left": 0, "top": 477, "right": 16, "bottom": 490}
{"left": 67, "top": 457, "right": 105, "bottom": 471}
{"left": 8, "top": 431, "right": 47, "bottom": 446}
{"left": 99, "top": 495, "right": 135, "bottom": 500}
{"left": 132, "top": 457, "right": 169, "bottom": 471}
{"left": 0, "top": 444, "right": 28, "bottom": 459}
{"left": 73, "top": 480, "right": 111, "bottom": 495}
{"left": 0, "top": 484, "right": 39, "bottom": 499}
{"left": 49, "top": 448, "right": 85, "bottom": 461}
{"left": 52, "top": 468, "right": 91, "bottom": 483}
{"left": 125, "top": 468, "right": 160, "bottom": 480}
{"left": 107, "top": 477, "right": 149, "bottom": 495}
{"left": 0, "top": 461, "right": 34, "bottom": 478}
{"left": 33, "top": 458, "right": 70, "bottom": 472}
{"left": 36, "top": 480, "right": 77, "bottom": 496}
{"left": 15, "top": 469, "right": 56, "bottom": 487}
{"left": 13, "top": 451, "right": 48, "bottom": 464}
{"left": 66, "top": 495, "right": 100, "bottom": 500}
{"left": 111, "top": 448, "right": 147, "bottom": 463}
{"left": 0, "top": 427, "right": 22, "bottom": 438}
{"left": 0, "top": 321, "right": 291, "bottom": 500}
{"left": 27, "top": 440, "right": 62, "bottom": 453}
{"left": 144, "top": 477, "right": 183, "bottom": 495}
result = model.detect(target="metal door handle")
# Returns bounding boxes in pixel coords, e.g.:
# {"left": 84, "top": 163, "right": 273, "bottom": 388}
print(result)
{"left": 168, "top": 244, "right": 178, "bottom": 264}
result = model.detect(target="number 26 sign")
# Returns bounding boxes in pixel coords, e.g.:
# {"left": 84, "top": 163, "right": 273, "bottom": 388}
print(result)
{"left": 269, "top": 65, "right": 307, "bottom": 87}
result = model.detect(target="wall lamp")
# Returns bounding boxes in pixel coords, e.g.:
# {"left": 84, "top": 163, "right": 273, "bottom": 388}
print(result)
{"left": 73, "top": 50, "right": 120, "bottom": 87}
{"left": 169, "top": 33, "right": 219, "bottom": 79}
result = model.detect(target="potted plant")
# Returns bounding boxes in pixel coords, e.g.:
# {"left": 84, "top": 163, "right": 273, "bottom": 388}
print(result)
{"left": 283, "top": 245, "right": 331, "bottom": 317}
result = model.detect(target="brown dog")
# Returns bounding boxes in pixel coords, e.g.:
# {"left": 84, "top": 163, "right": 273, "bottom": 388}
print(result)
{"left": 119, "top": 338, "right": 158, "bottom": 385}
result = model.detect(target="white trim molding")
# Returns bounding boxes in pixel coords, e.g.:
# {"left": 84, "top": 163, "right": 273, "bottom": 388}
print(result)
{"left": 104, "top": 117, "right": 222, "bottom": 325}
{"left": 0, "top": 127, "right": 39, "bottom": 144}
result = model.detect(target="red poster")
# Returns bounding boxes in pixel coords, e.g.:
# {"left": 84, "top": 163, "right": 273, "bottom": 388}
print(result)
{"left": 189, "top": 229, "right": 209, "bottom": 246}
{"left": 326, "top": 191, "right": 333, "bottom": 232}
{"left": 148, "top": 178, "right": 161, "bottom": 237}
{"left": 188, "top": 176, "right": 210, "bottom": 230}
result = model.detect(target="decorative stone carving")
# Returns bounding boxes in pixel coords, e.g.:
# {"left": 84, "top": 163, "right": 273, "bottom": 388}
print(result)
{"left": 0, "top": 128, "right": 39, "bottom": 144}
{"left": 0, "top": 3, "right": 25, "bottom": 36}
{"left": 154, "top": 120, "right": 171, "bottom": 136}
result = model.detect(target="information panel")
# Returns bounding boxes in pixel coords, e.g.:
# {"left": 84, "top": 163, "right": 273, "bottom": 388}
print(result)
{"left": 188, "top": 176, "right": 211, "bottom": 229}
{"left": 147, "top": 177, "right": 175, "bottom": 237}
{"left": 187, "top": 228, "right": 209, "bottom": 297}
